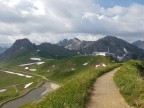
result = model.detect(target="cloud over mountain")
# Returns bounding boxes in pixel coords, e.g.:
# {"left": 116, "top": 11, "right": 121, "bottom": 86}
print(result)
{"left": 0, "top": 0, "right": 144, "bottom": 44}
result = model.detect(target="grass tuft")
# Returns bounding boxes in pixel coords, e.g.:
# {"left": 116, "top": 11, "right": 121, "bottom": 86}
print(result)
{"left": 114, "top": 60, "right": 144, "bottom": 107}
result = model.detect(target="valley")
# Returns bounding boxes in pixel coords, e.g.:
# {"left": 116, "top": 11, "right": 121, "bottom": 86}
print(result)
{"left": 0, "top": 0, "right": 144, "bottom": 107}
{"left": 0, "top": 36, "right": 144, "bottom": 108}
{"left": 0, "top": 61, "right": 60, "bottom": 108}
{"left": 0, "top": 51, "right": 118, "bottom": 108}
{"left": 0, "top": 69, "right": 44, "bottom": 106}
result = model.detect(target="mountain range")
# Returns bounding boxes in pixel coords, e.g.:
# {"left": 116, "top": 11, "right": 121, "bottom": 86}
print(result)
{"left": 0, "top": 47, "right": 7, "bottom": 54}
{"left": 132, "top": 40, "right": 144, "bottom": 50}
{"left": 58, "top": 38, "right": 94, "bottom": 50}
{"left": 0, "top": 36, "right": 144, "bottom": 62}
{"left": 58, "top": 36, "right": 144, "bottom": 60}
{"left": 0, "top": 38, "right": 76, "bottom": 61}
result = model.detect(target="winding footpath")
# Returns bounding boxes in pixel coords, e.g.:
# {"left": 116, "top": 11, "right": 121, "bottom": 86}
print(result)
{"left": 86, "top": 68, "right": 133, "bottom": 108}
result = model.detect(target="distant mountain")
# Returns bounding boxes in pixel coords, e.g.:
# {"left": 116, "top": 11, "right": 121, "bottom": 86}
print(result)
{"left": 58, "top": 36, "right": 144, "bottom": 61}
{"left": 0, "top": 47, "right": 7, "bottom": 54}
{"left": 0, "top": 43, "right": 12, "bottom": 48}
{"left": 58, "top": 37, "right": 94, "bottom": 50}
{"left": 132, "top": 40, "right": 144, "bottom": 50}
{"left": 37, "top": 43, "right": 76, "bottom": 59}
{"left": 0, "top": 38, "right": 76, "bottom": 61}
{"left": 79, "top": 36, "right": 144, "bottom": 60}
{"left": 0, "top": 38, "right": 37, "bottom": 61}
{"left": 1, "top": 36, "right": 144, "bottom": 62}
{"left": 58, "top": 38, "right": 81, "bottom": 50}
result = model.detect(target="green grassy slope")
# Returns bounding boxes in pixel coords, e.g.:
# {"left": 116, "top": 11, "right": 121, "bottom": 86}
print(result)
{"left": 114, "top": 60, "right": 144, "bottom": 107}
{"left": 21, "top": 56, "right": 120, "bottom": 108}
{"left": 0, "top": 52, "right": 38, "bottom": 68}
{"left": 37, "top": 56, "right": 113, "bottom": 83}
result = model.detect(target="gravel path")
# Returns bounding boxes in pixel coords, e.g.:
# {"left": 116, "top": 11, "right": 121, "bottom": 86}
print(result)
{"left": 86, "top": 68, "right": 133, "bottom": 108}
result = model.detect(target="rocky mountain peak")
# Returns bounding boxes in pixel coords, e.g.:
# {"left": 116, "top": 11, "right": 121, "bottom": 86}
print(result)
{"left": 71, "top": 37, "right": 81, "bottom": 42}
{"left": 0, "top": 38, "right": 37, "bottom": 60}
{"left": 101, "top": 36, "right": 119, "bottom": 40}
{"left": 58, "top": 37, "right": 82, "bottom": 50}
{"left": 132, "top": 40, "right": 144, "bottom": 50}
{"left": 12, "top": 38, "right": 33, "bottom": 48}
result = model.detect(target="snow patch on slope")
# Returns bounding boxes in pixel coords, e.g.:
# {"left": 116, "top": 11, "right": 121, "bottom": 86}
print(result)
{"left": 19, "top": 62, "right": 45, "bottom": 66}
{"left": 123, "top": 48, "right": 128, "bottom": 53}
{"left": 24, "top": 82, "right": 33, "bottom": 88}
{"left": 30, "top": 58, "right": 41, "bottom": 61}
{"left": 83, "top": 62, "right": 89, "bottom": 66}
{"left": 29, "top": 69, "right": 37, "bottom": 72}
{"left": 0, "top": 89, "right": 6, "bottom": 93}
{"left": 1, "top": 70, "right": 33, "bottom": 78}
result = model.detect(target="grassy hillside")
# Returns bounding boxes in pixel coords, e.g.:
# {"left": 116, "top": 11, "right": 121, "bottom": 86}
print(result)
{"left": 0, "top": 52, "right": 34, "bottom": 69}
{"left": 0, "top": 52, "right": 48, "bottom": 73}
{"left": 114, "top": 60, "right": 144, "bottom": 107}
{"left": 36, "top": 56, "right": 113, "bottom": 83}
{"left": 21, "top": 56, "right": 120, "bottom": 108}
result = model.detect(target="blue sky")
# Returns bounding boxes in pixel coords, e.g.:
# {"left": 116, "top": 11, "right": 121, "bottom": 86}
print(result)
{"left": 97, "top": 0, "right": 144, "bottom": 8}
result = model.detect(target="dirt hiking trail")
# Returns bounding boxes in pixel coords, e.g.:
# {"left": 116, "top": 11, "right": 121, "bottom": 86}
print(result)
{"left": 86, "top": 68, "right": 133, "bottom": 108}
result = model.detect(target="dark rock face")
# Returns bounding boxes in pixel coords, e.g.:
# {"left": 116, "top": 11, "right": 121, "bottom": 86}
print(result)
{"left": 80, "top": 36, "right": 144, "bottom": 60}
{"left": 37, "top": 43, "right": 76, "bottom": 59}
{"left": 1, "top": 36, "right": 144, "bottom": 62}
{"left": 0, "top": 38, "right": 76, "bottom": 61}
{"left": 58, "top": 37, "right": 94, "bottom": 50}
{"left": 0, "top": 38, "right": 37, "bottom": 60}
{"left": 12, "top": 38, "right": 34, "bottom": 49}
{"left": 58, "top": 36, "right": 144, "bottom": 60}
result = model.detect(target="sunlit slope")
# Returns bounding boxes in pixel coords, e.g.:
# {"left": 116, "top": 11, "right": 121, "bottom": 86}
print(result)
{"left": 21, "top": 56, "right": 120, "bottom": 108}
{"left": 114, "top": 60, "right": 144, "bottom": 107}
{"left": 37, "top": 55, "right": 114, "bottom": 83}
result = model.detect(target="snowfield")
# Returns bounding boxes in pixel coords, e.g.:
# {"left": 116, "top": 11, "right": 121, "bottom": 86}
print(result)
{"left": 29, "top": 69, "right": 37, "bottom": 72}
{"left": 19, "top": 62, "right": 45, "bottom": 66}
{"left": 95, "top": 63, "right": 106, "bottom": 68}
{"left": 83, "top": 62, "right": 89, "bottom": 66}
{"left": 102, "top": 63, "right": 106, "bottom": 67}
{"left": 30, "top": 58, "right": 41, "bottom": 61}
{"left": 95, "top": 65, "right": 100, "bottom": 68}
{"left": 123, "top": 48, "right": 128, "bottom": 53}
{"left": 1, "top": 70, "right": 33, "bottom": 78}
{"left": 24, "top": 82, "right": 33, "bottom": 88}
{"left": 71, "top": 68, "right": 76, "bottom": 71}
{"left": 36, "top": 62, "right": 45, "bottom": 65}
{"left": 0, "top": 89, "right": 6, "bottom": 93}
{"left": 25, "top": 67, "right": 29, "bottom": 70}
{"left": 19, "top": 63, "right": 35, "bottom": 66}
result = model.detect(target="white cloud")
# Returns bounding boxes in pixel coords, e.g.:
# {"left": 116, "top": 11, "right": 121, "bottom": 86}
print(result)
{"left": 112, "top": 15, "right": 119, "bottom": 21}
{"left": 82, "top": 12, "right": 95, "bottom": 19}
{"left": 33, "top": 1, "right": 45, "bottom": 15}
{"left": 97, "top": 14, "right": 104, "bottom": 20}
{"left": 0, "top": 0, "right": 144, "bottom": 44}
{"left": 1, "top": 0, "right": 21, "bottom": 7}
